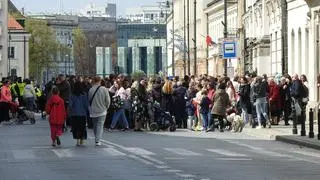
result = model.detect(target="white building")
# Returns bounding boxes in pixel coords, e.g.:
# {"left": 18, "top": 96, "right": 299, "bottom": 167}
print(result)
{"left": 0, "top": 0, "right": 8, "bottom": 79}
{"left": 8, "top": 16, "right": 30, "bottom": 79}
{"left": 167, "top": 0, "right": 207, "bottom": 77}
{"left": 204, "top": 0, "right": 238, "bottom": 77}
{"left": 126, "top": 4, "right": 170, "bottom": 24}
{"left": 80, "top": 3, "right": 116, "bottom": 18}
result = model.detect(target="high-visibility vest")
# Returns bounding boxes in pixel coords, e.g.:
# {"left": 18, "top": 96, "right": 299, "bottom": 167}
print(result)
{"left": 17, "top": 82, "right": 26, "bottom": 96}
{"left": 35, "top": 88, "right": 42, "bottom": 98}
{"left": 10, "top": 84, "right": 17, "bottom": 96}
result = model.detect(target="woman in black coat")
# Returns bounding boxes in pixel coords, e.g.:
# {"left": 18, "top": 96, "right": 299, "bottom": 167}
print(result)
{"left": 160, "top": 81, "right": 174, "bottom": 115}
{"left": 238, "top": 76, "right": 252, "bottom": 124}
{"left": 173, "top": 81, "right": 187, "bottom": 128}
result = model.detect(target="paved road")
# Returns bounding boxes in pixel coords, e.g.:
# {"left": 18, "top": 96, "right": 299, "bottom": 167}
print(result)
{"left": 1, "top": 118, "right": 320, "bottom": 180}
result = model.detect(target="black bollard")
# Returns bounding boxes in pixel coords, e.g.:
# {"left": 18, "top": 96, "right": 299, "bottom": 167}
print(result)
{"left": 318, "top": 108, "right": 320, "bottom": 140}
{"left": 292, "top": 99, "right": 298, "bottom": 134}
{"left": 301, "top": 108, "right": 306, "bottom": 136}
{"left": 309, "top": 108, "right": 314, "bottom": 138}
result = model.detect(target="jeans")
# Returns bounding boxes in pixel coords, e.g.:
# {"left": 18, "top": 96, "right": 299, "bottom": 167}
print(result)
{"left": 200, "top": 112, "right": 210, "bottom": 129}
{"left": 24, "top": 97, "right": 35, "bottom": 111}
{"left": 242, "top": 108, "right": 249, "bottom": 124}
{"left": 92, "top": 115, "right": 106, "bottom": 143}
{"left": 111, "top": 109, "right": 129, "bottom": 129}
{"left": 255, "top": 97, "right": 269, "bottom": 126}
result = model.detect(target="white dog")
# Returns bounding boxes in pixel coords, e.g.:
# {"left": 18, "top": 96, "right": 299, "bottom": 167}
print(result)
{"left": 227, "top": 113, "right": 245, "bottom": 133}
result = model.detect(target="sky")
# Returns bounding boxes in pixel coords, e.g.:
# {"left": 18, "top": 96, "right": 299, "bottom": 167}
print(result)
{"left": 11, "top": 0, "right": 160, "bottom": 16}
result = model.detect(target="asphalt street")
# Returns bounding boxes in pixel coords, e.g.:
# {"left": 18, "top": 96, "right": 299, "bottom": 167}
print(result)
{"left": 1, "top": 117, "right": 320, "bottom": 180}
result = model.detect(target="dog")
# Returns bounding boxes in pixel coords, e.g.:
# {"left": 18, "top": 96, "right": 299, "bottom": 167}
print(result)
{"left": 227, "top": 113, "right": 245, "bottom": 133}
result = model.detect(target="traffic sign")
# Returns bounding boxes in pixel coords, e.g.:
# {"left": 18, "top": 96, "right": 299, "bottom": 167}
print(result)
{"left": 223, "top": 41, "right": 237, "bottom": 59}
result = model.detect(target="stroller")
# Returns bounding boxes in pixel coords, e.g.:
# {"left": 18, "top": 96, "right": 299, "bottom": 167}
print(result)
{"left": 10, "top": 102, "right": 36, "bottom": 125}
{"left": 149, "top": 102, "right": 176, "bottom": 132}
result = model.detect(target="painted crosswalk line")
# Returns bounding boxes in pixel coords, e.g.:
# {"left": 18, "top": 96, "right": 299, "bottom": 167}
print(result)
{"left": 52, "top": 149, "right": 73, "bottom": 158}
{"left": 123, "top": 147, "right": 155, "bottom": 156}
{"left": 163, "top": 148, "right": 201, "bottom": 156}
{"left": 100, "top": 148, "right": 126, "bottom": 156}
{"left": 206, "top": 149, "right": 248, "bottom": 157}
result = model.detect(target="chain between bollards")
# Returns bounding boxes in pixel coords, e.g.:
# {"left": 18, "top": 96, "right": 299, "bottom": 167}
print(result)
{"left": 309, "top": 108, "right": 314, "bottom": 138}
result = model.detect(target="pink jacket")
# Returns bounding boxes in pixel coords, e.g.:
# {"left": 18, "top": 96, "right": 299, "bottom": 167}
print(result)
{"left": 0, "top": 85, "right": 12, "bottom": 103}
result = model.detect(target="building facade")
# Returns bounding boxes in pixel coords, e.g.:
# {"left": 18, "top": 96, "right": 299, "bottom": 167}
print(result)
{"left": 80, "top": 3, "right": 117, "bottom": 18}
{"left": 126, "top": 4, "right": 170, "bottom": 24}
{"left": 0, "top": 0, "right": 8, "bottom": 79}
{"left": 31, "top": 15, "right": 78, "bottom": 81}
{"left": 204, "top": 0, "right": 239, "bottom": 77}
{"left": 117, "top": 23, "right": 167, "bottom": 75}
{"left": 8, "top": 15, "right": 30, "bottom": 79}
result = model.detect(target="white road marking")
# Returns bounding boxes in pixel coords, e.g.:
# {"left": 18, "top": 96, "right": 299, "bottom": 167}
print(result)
{"left": 164, "top": 169, "right": 182, "bottom": 173}
{"left": 164, "top": 157, "right": 185, "bottom": 160}
{"left": 127, "top": 154, "right": 154, "bottom": 165}
{"left": 12, "top": 150, "right": 36, "bottom": 159}
{"left": 32, "top": 146, "right": 53, "bottom": 149}
{"left": 215, "top": 158, "right": 252, "bottom": 161}
{"left": 124, "top": 147, "right": 155, "bottom": 156}
{"left": 52, "top": 149, "right": 73, "bottom": 158}
{"left": 155, "top": 165, "right": 170, "bottom": 169}
{"left": 290, "top": 150, "right": 320, "bottom": 158}
{"left": 175, "top": 173, "right": 196, "bottom": 178}
{"left": 163, "top": 148, "right": 201, "bottom": 156}
{"left": 101, "top": 148, "right": 126, "bottom": 156}
{"left": 141, "top": 155, "right": 165, "bottom": 165}
{"left": 206, "top": 149, "right": 248, "bottom": 157}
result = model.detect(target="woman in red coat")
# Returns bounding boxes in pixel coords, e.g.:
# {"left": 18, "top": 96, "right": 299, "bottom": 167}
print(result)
{"left": 46, "top": 86, "right": 66, "bottom": 147}
{"left": 268, "top": 79, "right": 282, "bottom": 125}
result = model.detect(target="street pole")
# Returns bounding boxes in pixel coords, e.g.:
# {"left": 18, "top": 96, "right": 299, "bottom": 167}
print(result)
{"left": 172, "top": 0, "right": 175, "bottom": 76}
{"left": 193, "top": 0, "right": 197, "bottom": 76}
{"left": 206, "top": 13, "right": 209, "bottom": 75}
{"left": 187, "top": 0, "right": 190, "bottom": 75}
{"left": 183, "top": 0, "right": 187, "bottom": 76}
{"left": 223, "top": 0, "right": 228, "bottom": 76}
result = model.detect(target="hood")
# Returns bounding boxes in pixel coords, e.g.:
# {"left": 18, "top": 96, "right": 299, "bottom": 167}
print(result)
{"left": 51, "top": 95, "right": 63, "bottom": 104}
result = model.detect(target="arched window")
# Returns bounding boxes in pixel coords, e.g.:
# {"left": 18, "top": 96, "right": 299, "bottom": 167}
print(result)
{"left": 305, "top": 28, "right": 309, "bottom": 74}
{"left": 291, "top": 29, "right": 295, "bottom": 74}
{"left": 298, "top": 28, "right": 302, "bottom": 74}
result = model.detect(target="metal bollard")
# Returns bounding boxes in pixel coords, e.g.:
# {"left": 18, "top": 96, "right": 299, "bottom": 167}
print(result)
{"left": 318, "top": 108, "right": 320, "bottom": 140}
{"left": 301, "top": 108, "right": 306, "bottom": 136}
{"left": 309, "top": 108, "right": 314, "bottom": 138}
{"left": 292, "top": 99, "right": 298, "bottom": 134}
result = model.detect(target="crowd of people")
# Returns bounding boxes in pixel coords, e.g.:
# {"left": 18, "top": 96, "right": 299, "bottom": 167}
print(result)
{"left": 0, "top": 72, "right": 310, "bottom": 146}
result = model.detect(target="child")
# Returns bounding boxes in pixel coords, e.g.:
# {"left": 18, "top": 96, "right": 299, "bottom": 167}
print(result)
{"left": 46, "top": 86, "right": 66, "bottom": 147}
{"left": 199, "top": 90, "right": 211, "bottom": 131}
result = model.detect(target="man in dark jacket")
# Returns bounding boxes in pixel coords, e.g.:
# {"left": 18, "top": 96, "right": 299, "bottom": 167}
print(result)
{"left": 290, "top": 74, "right": 304, "bottom": 124}
{"left": 173, "top": 81, "right": 187, "bottom": 128}
{"left": 55, "top": 75, "right": 71, "bottom": 127}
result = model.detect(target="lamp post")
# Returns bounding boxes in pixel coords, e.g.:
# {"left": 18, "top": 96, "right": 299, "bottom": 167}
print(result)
{"left": 187, "top": 0, "right": 190, "bottom": 75}
{"left": 223, "top": 0, "right": 228, "bottom": 76}
{"left": 193, "top": 0, "right": 197, "bottom": 76}
{"left": 183, "top": 0, "right": 187, "bottom": 76}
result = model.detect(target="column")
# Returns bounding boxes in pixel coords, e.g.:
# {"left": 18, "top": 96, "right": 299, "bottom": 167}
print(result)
{"left": 132, "top": 47, "right": 140, "bottom": 72}
{"left": 105, "top": 47, "right": 112, "bottom": 75}
{"left": 118, "top": 47, "right": 128, "bottom": 74}
{"left": 162, "top": 43, "right": 167, "bottom": 75}
{"left": 147, "top": 46, "right": 155, "bottom": 75}
{"left": 96, "top": 47, "right": 103, "bottom": 76}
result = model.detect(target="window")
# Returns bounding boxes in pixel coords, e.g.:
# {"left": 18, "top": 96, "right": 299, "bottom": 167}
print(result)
{"left": 8, "top": 47, "right": 15, "bottom": 59}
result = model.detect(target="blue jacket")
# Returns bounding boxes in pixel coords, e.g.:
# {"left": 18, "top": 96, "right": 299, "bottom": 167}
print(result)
{"left": 69, "top": 94, "right": 89, "bottom": 117}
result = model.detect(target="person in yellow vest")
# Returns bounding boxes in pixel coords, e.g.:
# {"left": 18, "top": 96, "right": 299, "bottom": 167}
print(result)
{"left": 14, "top": 77, "right": 26, "bottom": 106}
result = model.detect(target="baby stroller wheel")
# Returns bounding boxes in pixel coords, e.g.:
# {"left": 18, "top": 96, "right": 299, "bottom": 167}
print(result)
{"left": 169, "top": 125, "right": 176, "bottom": 132}
{"left": 149, "top": 122, "right": 159, "bottom": 132}
{"left": 30, "top": 118, "right": 36, "bottom": 124}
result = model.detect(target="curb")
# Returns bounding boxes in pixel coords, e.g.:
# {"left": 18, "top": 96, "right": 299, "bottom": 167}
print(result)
{"left": 275, "top": 135, "right": 320, "bottom": 150}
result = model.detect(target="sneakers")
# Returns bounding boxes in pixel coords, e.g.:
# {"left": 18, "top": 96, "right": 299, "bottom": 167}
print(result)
{"left": 95, "top": 142, "right": 101, "bottom": 146}
{"left": 56, "top": 137, "right": 61, "bottom": 146}
{"left": 51, "top": 141, "right": 56, "bottom": 147}
{"left": 76, "top": 139, "right": 80, "bottom": 146}
{"left": 256, "top": 126, "right": 262, "bottom": 129}
{"left": 80, "top": 139, "right": 85, "bottom": 145}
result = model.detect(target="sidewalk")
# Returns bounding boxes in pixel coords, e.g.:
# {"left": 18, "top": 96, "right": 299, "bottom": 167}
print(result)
{"left": 147, "top": 122, "right": 320, "bottom": 150}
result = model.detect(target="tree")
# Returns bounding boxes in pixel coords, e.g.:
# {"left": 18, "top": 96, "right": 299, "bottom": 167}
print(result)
{"left": 25, "top": 19, "right": 58, "bottom": 81}
{"left": 72, "top": 27, "right": 87, "bottom": 75}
